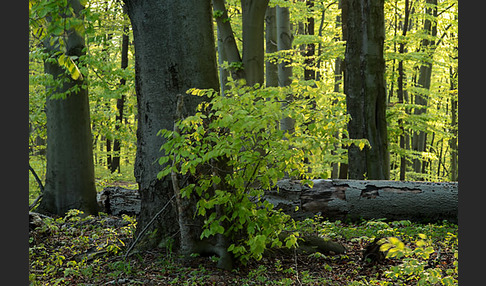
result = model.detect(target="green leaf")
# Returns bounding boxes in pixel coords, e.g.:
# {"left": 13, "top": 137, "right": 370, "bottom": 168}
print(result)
{"left": 58, "top": 53, "right": 83, "bottom": 80}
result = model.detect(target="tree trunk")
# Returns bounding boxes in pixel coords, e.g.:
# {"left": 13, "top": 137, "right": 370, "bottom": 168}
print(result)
{"left": 265, "top": 179, "right": 457, "bottom": 223}
{"left": 303, "top": 0, "right": 315, "bottom": 81}
{"left": 101, "top": 179, "right": 458, "bottom": 224}
{"left": 213, "top": 0, "right": 245, "bottom": 91}
{"left": 276, "top": 5, "right": 295, "bottom": 134}
{"left": 331, "top": 3, "right": 343, "bottom": 178}
{"left": 265, "top": 6, "right": 278, "bottom": 88}
{"left": 37, "top": 0, "right": 99, "bottom": 216}
{"left": 397, "top": 0, "right": 411, "bottom": 181}
{"left": 449, "top": 66, "right": 458, "bottom": 181}
{"left": 276, "top": 5, "right": 292, "bottom": 88}
{"left": 110, "top": 3, "right": 130, "bottom": 174}
{"left": 241, "top": 0, "right": 270, "bottom": 86}
{"left": 412, "top": 0, "right": 438, "bottom": 176}
{"left": 342, "top": 0, "right": 390, "bottom": 180}
{"left": 124, "top": 0, "right": 220, "bottom": 251}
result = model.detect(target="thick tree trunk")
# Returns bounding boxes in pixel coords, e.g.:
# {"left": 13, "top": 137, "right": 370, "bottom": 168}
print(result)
{"left": 125, "top": 0, "right": 220, "bottom": 251}
{"left": 343, "top": 0, "right": 390, "bottom": 180}
{"left": 37, "top": 0, "right": 98, "bottom": 216}
{"left": 265, "top": 179, "right": 457, "bottom": 223}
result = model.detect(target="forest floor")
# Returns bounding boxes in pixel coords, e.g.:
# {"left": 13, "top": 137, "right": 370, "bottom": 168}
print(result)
{"left": 29, "top": 209, "right": 458, "bottom": 285}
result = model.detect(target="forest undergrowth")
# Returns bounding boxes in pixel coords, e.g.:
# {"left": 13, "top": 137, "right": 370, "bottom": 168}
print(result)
{"left": 29, "top": 209, "right": 458, "bottom": 285}
{"left": 29, "top": 156, "right": 458, "bottom": 285}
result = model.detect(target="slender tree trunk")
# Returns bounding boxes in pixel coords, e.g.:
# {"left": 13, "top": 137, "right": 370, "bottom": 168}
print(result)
{"left": 265, "top": 6, "right": 278, "bottom": 87}
{"left": 342, "top": 0, "right": 390, "bottom": 180}
{"left": 397, "top": 0, "right": 411, "bottom": 181}
{"left": 38, "top": 0, "right": 98, "bottom": 216}
{"left": 213, "top": 0, "right": 245, "bottom": 91}
{"left": 241, "top": 0, "right": 270, "bottom": 86}
{"left": 304, "top": 0, "right": 316, "bottom": 81}
{"left": 449, "top": 66, "right": 458, "bottom": 181}
{"left": 124, "top": 0, "right": 220, "bottom": 252}
{"left": 110, "top": 3, "right": 130, "bottom": 174}
{"left": 412, "top": 0, "right": 437, "bottom": 176}
{"left": 276, "top": 5, "right": 292, "bottom": 82}
{"left": 331, "top": 8, "right": 344, "bottom": 179}
{"left": 337, "top": 0, "right": 348, "bottom": 179}
{"left": 277, "top": 5, "right": 295, "bottom": 133}
{"left": 106, "top": 136, "right": 112, "bottom": 168}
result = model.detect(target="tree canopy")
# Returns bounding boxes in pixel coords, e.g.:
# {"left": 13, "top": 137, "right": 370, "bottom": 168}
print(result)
{"left": 29, "top": 0, "right": 458, "bottom": 183}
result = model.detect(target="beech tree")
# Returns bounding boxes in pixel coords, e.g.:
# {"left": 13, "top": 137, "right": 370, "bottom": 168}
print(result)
{"left": 342, "top": 0, "right": 390, "bottom": 180}
{"left": 33, "top": 0, "right": 99, "bottom": 215}
{"left": 123, "top": 0, "right": 220, "bottom": 256}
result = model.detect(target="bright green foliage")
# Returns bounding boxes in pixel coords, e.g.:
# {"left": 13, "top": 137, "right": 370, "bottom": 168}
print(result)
{"left": 29, "top": 210, "right": 137, "bottom": 284}
{"left": 29, "top": 0, "right": 137, "bottom": 172}
{"left": 380, "top": 234, "right": 458, "bottom": 285}
{"left": 158, "top": 79, "right": 364, "bottom": 263}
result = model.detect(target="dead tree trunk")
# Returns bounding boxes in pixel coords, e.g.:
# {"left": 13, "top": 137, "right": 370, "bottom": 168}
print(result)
{"left": 99, "top": 179, "right": 458, "bottom": 224}
{"left": 265, "top": 179, "right": 457, "bottom": 223}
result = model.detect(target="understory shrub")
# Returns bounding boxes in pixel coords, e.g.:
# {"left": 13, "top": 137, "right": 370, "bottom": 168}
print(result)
{"left": 158, "top": 80, "right": 366, "bottom": 263}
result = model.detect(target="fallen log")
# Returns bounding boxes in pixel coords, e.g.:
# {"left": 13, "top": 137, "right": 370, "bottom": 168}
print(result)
{"left": 97, "top": 180, "right": 458, "bottom": 223}
{"left": 97, "top": 187, "right": 141, "bottom": 216}
{"left": 265, "top": 179, "right": 458, "bottom": 223}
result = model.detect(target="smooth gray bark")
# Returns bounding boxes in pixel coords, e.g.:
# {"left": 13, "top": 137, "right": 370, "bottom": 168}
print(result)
{"left": 276, "top": 5, "right": 295, "bottom": 133}
{"left": 37, "top": 0, "right": 98, "bottom": 216}
{"left": 265, "top": 6, "right": 278, "bottom": 87}
{"left": 213, "top": 0, "right": 245, "bottom": 91}
{"left": 124, "top": 0, "right": 220, "bottom": 252}
{"left": 241, "top": 0, "right": 270, "bottom": 86}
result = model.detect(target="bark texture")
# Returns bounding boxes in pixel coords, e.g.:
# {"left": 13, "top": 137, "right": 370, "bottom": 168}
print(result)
{"left": 97, "top": 187, "right": 141, "bottom": 216}
{"left": 265, "top": 179, "right": 457, "bottom": 223}
{"left": 38, "top": 0, "right": 98, "bottom": 216}
{"left": 342, "top": 0, "right": 390, "bottom": 180}
{"left": 101, "top": 179, "right": 458, "bottom": 224}
{"left": 124, "top": 0, "right": 219, "bottom": 250}
{"left": 412, "top": 0, "right": 438, "bottom": 175}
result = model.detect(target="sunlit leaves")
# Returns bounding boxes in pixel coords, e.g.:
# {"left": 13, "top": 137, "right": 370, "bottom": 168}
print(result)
{"left": 157, "top": 78, "right": 365, "bottom": 263}
{"left": 58, "top": 54, "right": 83, "bottom": 80}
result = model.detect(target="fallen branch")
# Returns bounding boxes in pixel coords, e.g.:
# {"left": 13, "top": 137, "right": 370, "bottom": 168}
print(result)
{"left": 124, "top": 194, "right": 176, "bottom": 260}
{"left": 29, "top": 164, "right": 45, "bottom": 211}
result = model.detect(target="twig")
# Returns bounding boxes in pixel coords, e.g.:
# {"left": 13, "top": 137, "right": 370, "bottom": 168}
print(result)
{"left": 123, "top": 194, "right": 176, "bottom": 260}
{"left": 294, "top": 247, "right": 302, "bottom": 286}
{"left": 29, "top": 164, "right": 45, "bottom": 211}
